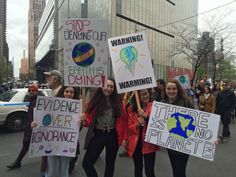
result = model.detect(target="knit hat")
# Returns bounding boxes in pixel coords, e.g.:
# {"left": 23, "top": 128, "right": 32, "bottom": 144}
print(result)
{"left": 28, "top": 84, "right": 39, "bottom": 92}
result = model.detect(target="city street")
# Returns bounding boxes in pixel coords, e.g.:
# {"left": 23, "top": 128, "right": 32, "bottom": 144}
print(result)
{"left": 0, "top": 122, "right": 236, "bottom": 177}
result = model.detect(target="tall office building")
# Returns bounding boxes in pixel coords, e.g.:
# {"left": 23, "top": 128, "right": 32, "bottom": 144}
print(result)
{"left": 28, "top": 0, "right": 46, "bottom": 78}
{"left": 86, "top": 0, "right": 198, "bottom": 79}
{"left": 0, "top": 0, "right": 9, "bottom": 63}
{"left": 19, "top": 50, "right": 28, "bottom": 80}
{"left": 35, "top": 0, "right": 81, "bottom": 82}
{"left": 35, "top": 0, "right": 198, "bottom": 81}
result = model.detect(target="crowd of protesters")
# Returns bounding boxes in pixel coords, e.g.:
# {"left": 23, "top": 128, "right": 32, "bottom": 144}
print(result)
{"left": 5, "top": 70, "right": 236, "bottom": 177}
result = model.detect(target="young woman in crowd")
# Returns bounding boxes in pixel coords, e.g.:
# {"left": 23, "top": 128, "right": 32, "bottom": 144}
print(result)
{"left": 199, "top": 86, "right": 215, "bottom": 113}
{"left": 162, "top": 79, "right": 193, "bottom": 177}
{"left": 79, "top": 77, "right": 127, "bottom": 177}
{"left": 124, "top": 89, "right": 159, "bottom": 177}
{"left": 56, "top": 86, "right": 80, "bottom": 174}
{"left": 32, "top": 86, "right": 79, "bottom": 177}
{"left": 49, "top": 86, "right": 80, "bottom": 177}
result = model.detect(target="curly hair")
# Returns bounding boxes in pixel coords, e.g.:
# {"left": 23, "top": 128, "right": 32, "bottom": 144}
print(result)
{"left": 87, "top": 77, "right": 121, "bottom": 118}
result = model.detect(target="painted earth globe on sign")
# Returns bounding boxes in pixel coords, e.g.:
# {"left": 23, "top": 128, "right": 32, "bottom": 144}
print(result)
{"left": 179, "top": 75, "right": 186, "bottom": 84}
{"left": 72, "top": 42, "right": 95, "bottom": 67}
{"left": 42, "top": 114, "right": 52, "bottom": 126}
{"left": 167, "top": 112, "right": 196, "bottom": 139}
{"left": 120, "top": 46, "right": 138, "bottom": 74}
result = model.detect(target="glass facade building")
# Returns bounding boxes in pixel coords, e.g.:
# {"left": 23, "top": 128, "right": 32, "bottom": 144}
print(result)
{"left": 86, "top": 0, "right": 198, "bottom": 80}
{"left": 0, "top": 0, "right": 8, "bottom": 62}
{"left": 35, "top": 0, "right": 198, "bottom": 81}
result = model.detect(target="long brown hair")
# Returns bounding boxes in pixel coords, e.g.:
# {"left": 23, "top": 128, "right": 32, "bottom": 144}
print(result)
{"left": 56, "top": 86, "right": 80, "bottom": 99}
{"left": 87, "top": 77, "right": 121, "bottom": 118}
{"left": 163, "top": 79, "right": 188, "bottom": 101}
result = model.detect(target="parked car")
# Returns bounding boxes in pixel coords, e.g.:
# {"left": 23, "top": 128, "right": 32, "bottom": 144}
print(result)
{"left": 0, "top": 88, "right": 51, "bottom": 131}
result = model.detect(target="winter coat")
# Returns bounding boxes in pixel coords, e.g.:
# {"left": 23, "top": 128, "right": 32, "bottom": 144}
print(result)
{"left": 216, "top": 89, "right": 235, "bottom": 114}
{"left": 199, "top": 94, "right": 216, "bottom": 113}
{"left": 83, "top": 102, "right": 128, "bottom": 149}
{"left": 24, "top": 95, "right": 37, "bottom": 141}
{"left": 126, "top": 102, "right": 159, "bottom": 157}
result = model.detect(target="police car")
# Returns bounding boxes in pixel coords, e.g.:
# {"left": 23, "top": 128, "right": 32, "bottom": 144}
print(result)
{"left": 0, "top": 88, "right": 51, "bottom": 131}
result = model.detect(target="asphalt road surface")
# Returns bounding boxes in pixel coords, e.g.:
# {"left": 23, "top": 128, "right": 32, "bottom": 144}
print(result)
{"left": 0, "top": 122, "right": 236, "bottom": 177}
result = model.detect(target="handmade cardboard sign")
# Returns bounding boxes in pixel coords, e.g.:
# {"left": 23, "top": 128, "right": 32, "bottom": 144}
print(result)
{"left": 64, "top": 18, "right": 108, "bottom": 87}
{"left": 108, "top": 31, "right": 156, "bottom": 93}
{"left": 145, "top": 101, "right": 220, "bottom": 161}
{"left": 29, "top": 96, "right": 81, "bottom": 157}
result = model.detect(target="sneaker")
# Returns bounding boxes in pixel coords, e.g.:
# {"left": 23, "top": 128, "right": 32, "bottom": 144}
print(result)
{"left": 218, "top": 135, "right": 224, "bottom": 143}
{"left": 6, "top": 161, "right": 21, "bottom": 169}
{"left": 219, "top": 135, "right": 229, "bottom": 143}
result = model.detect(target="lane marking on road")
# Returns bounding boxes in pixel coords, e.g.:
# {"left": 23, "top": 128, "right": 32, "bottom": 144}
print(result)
{"left": 0, "top": 153, "right": 11, "bottom": 157}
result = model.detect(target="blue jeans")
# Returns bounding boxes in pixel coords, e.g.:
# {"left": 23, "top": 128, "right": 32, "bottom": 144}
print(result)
{"left": 47, "top": 156, "right": 71, "bottom": 177}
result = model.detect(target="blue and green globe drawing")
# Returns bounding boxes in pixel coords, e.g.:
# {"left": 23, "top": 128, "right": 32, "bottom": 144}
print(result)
{"left": 179, "top": 75, "right": 186, "bottom": 84}
{"left": 42, "top": 114, "right": 52, "bottom": 126}
{"left": 120, "top": 46, "right": 138, "bottom": 74}
{"left": 72, "top": 42, "right": 95, "bottom": 67}
{"left": 167, "top": 112, "right": 196, "bottom": 139}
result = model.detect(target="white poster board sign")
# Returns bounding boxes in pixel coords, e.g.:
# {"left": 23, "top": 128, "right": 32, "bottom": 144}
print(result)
{"left": 64, "top": 18, "right": 108, "bottom": 87}
{"left": 175, "top": 74, "right": 191, "bottom": 90}
{"left": 29, "top": 96, "right": 81, "bottom": 157}
{"left": 108, "top": 31, "right": 156, "bottom": 93}
{"left": 145, "top": 101, "right": 220, "bottom": 161}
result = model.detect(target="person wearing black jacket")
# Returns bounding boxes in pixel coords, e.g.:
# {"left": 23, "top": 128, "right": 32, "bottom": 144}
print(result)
{"left": 154, "top": 79, "right": 165, "bottom": 101}
{"left": 6, "top": 84, "right": 39, "bottom": 169}
{"left": 216, "top": 81, "right": 235, "bottom": 142}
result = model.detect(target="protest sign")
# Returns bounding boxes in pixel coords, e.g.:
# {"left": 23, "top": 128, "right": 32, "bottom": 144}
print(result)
{"left": 175, "top": 74, "right": 191, "bottom": 90}
{"left": 64, "top": 18, "right": 108, "bottom": 87}
{"left": 29, "top": 96, "right": 81, "bottom": 157}
{"left": 108, "top": 31, "right": 156, "bottom": 93}
{"left": 145, "top": 101, "right": 220, "bottom": 161}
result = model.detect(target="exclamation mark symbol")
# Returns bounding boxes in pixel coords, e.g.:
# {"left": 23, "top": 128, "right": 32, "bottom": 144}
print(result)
{"left": 101, "top": 75, "right": 106, "bottom": 87}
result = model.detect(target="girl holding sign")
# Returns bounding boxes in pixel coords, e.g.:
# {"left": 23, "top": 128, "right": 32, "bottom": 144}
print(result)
{"left": 163, "top": 79, "right": 193, "bottom": 177}
{"left": 56, "top": 86, "right": 80, "bottom": 174}
{"left": 79, "top": 77, "right": 127, "bottom": 177}
{"left": 48, "top": 86, "right": 79, "bottom": 177}
{"left": 31, "top": 86, "right": 79, "bottom": 177}
{"left": 124, "top": 89, "right": 159, "bottom": 177}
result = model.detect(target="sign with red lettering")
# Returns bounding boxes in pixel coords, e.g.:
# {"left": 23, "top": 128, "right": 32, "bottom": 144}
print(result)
{"left": 64, "top": 18, "right": 108, "bottom": 87}
{"left": 29, "top": 96, "right": 81, "bottom": 157}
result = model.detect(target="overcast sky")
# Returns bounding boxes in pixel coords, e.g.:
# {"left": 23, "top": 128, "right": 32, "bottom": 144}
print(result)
{"left": 6, "top": 0, "right": 236, "bottom": 78}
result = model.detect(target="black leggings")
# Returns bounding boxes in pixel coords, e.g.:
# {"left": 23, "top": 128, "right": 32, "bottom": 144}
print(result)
{"left": 82, "top": 129, "right": 119, "bottom": 177}
{"left": 132, "top": 134, "right": 156, "bottom": 177}
{"left": 16, "top": 139, "right": 30, "bottom": 162}
{"left": 167, "top": 149, "right": 189, "bottom": 177}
